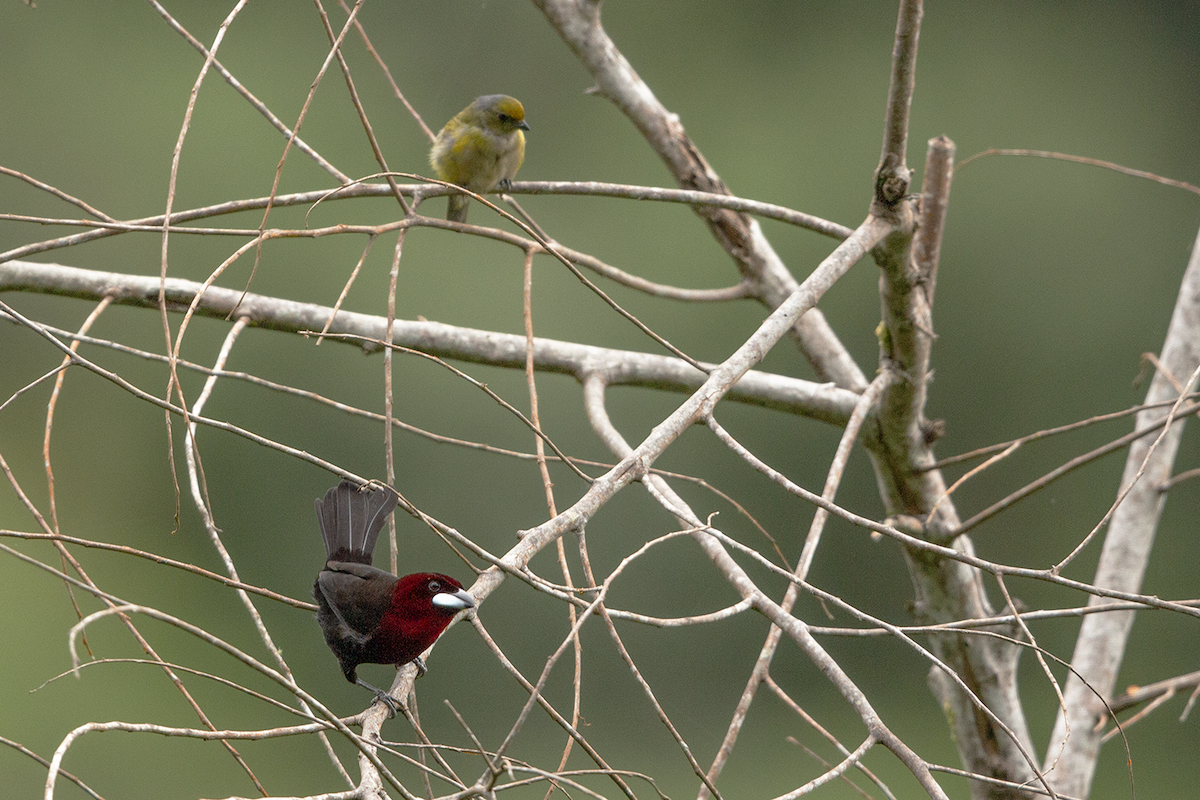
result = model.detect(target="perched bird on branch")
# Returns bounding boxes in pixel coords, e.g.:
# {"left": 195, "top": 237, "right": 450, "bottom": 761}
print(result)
{"left": 430, "top": 94, "right": 529, "bottom": 222}
{"left": 312, "top": 480, "right": 474, "bottom": 712}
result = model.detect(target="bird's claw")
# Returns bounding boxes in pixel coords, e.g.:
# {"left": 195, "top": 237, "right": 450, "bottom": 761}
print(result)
{"left": 373, "top": 691, "right": 400, "bottom": 718}
{"left": 412, "top": 656, "right": 428, "bottom": 678}
{"left": 356, "top": 678, "right": 401, "bottom": 718}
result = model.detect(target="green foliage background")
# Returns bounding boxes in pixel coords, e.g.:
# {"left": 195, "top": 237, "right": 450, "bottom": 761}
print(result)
{"left": 1, "top": 1, "right": 1198, "bottom": 798}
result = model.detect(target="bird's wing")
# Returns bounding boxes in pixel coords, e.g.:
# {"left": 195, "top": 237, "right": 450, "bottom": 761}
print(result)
{"left": 316, "top": 561, "right": 397, "bottom": 643}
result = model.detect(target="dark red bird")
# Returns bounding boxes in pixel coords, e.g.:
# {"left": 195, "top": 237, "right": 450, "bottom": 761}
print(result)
{"left": 313, "top": 480, "right": 474, "bottom": 710}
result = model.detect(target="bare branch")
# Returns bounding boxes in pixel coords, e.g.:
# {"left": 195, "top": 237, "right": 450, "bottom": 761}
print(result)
{"left": 0, "top": 260, "right": 861, "bottom": 424}
{"left": 873, "top": 0, "right": 922, "bottom": 208}
{"left": 532, "top": 0, "right": 868, "bottom": 390}
{"left": 870, "top": 117, "right": 1045, "bottom": 793}
{"left": 1046, "top": 223, "right": 1200, "bottom": 796}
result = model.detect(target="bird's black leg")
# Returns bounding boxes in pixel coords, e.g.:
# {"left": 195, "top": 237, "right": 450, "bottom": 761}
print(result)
{"left": 412, "top": 656, "right": 428, "bottom": 678}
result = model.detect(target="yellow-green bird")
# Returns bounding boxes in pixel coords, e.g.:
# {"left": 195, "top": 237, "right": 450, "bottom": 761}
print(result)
{"left": 429, "top": 95, "right": 529, "bottom": 223}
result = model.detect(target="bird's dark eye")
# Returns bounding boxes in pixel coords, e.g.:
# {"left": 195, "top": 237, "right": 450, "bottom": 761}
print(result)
{"left": 428, "top": 580, "right": 442, "bottom": 593}
{"left": 498, "top": 114, "right": 512, "bottom": 124}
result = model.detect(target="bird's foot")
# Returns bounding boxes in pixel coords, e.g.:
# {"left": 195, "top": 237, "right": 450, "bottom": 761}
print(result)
{"left": 498, "top": 178, "right": 512, "bottom": 191}
{"left": 356, "top": 678, "right": 400, "bottom": 718}
{"left": 412, "top": 656, "right": 428, "bottom": 678}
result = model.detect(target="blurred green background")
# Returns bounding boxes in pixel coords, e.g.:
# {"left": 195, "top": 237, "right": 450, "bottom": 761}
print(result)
{"left": 2, "top": 1, "right": 1198, "bottom": 798}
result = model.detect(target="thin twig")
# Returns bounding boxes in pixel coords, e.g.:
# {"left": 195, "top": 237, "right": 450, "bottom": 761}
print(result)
{"left": 957, "top": 148, "right": 1200, "bottom": 197}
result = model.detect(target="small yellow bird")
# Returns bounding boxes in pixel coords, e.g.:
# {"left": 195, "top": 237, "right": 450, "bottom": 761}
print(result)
{"left": 429, "top": 95, "right": 529, "bottom": 223}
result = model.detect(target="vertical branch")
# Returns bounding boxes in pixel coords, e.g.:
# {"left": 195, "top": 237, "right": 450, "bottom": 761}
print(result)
{"left": 385, "top": 229, "right": 408, "bottom": 574}
{"left": 43, "top": 298, "right": 113, "bottom": 535}
{"left": 873, "top": 0, "right": 922, "bottom": 209}
{"left": 158, "top": 0, "right": 251, "bottom": 522}
{"left": 1045, "top": 224, "right": 1200, "bottom": 797}
{"left": 872, "top": 111, "right": 1042, "bottom": 796}
{"left": 912, "top": 136, "right": 954, "bottom": 305}
{"left": 42, "top": 297, "right": 113, "bottom": 654}
{"left": 522, "top": 247, "right": 586, "bottom": 797}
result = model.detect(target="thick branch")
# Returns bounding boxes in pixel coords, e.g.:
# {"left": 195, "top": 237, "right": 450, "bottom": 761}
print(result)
{"left": 0, "top": 259, "right": 859, "bottom": 425}
{"left": 871, "top": 134, "right": 1039, "bottom": 798}
{"left": 532, "top": 0, "right": 868, "bottom": 391}
{"left": 1045, "top": 222, "right": 1200, "bottom": 797}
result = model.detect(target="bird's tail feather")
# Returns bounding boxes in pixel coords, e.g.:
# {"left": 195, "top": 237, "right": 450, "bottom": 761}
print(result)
{"left": 447, "top": 194, "right": 469, "bottom": 223}
{"left": 315, "top": 480, "right": 398, "bottom": 564}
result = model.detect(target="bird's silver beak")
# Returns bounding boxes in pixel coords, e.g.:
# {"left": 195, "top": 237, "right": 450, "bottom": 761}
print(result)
{"left": 432, "top": 588, "right": 475, "bottom": 611}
